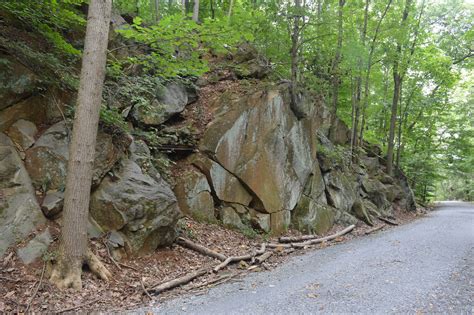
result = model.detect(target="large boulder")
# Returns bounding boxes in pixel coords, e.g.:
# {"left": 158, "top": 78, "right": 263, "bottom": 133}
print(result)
{"left": 0, "top": 95, "right": 47, "bottom": 132}
{"left": 200, "top": 88, "right": 318, "bottom": 219}
{"left": 0, "top": 55, "right": 41, "bottom": 111}
{"left": 324, "top": 169, "right": 358, "bottom": 213}
{"left": 24, "top": 121, "right": 126, "bottom": 192}
{"left": 292, "top": 163, "right": 335, "bottom": 234}
{"left": 90, "top": 154, "right": 180, "bottom": 254}
{"left": 174, "top": 168, "right": 215, "bottom": 221}
{"left": 132, "top": 81, "right": 197, "bottom": 126}
{"left": 0, "top": 133, "right": 45, "bottom": 257}
{"left": 5, "top": 119, "right": 37, "bottom": 152}
{"left": 191, "top": 154, "right": 252, "bottom": 206}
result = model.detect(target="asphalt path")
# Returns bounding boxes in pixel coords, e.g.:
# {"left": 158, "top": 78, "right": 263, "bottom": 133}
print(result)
{"left": 138, "top": 202, "right": 473, "bottom": 314}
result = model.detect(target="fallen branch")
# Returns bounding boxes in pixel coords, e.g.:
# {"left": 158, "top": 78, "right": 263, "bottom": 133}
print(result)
{"left": 290, "top": 225, "right": 355, "bottom": 247}
{"left": 119, "top": 262, "right": 139, "bottom": 272}
{"left": 255, "top": 251, "right": 273, "bottom": 264}
{"left": 378, "top": 217, "right": 398, "bottom": 225}
{"left": 140, "top": 277, "right": 152, "bottom": 300}
{"left": 103, "top": 239, "right": 121, "bottom": 270}
{"left": 25, "top": 262, "right": 46, "bottom": 313}
{"left": 213, "top": 244, "right": 266, "bottom": 273}
{"left": 365, "top": 224, "right": 385, "bottom": 235}
{"left": 150, "top": 269, "right": 208, "bottom": 295}
{"left": 279, "top": 234, "right": 321, "bottom": 243}
{"left": 176, "top": 237, "right": 227, "bottom": 261}
{"left": 266, "top": 243, "right": 292, "bottom": 249}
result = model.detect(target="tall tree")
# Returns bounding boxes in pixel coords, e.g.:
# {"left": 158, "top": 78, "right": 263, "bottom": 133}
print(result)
{"left": 49, "top": 0, "right": 113, "bottom": 290}
{"left": 192, "top": 0, "right": 199, "bottom": 21}
{"left": 386, "top": 0, "right": 412, "bottom": 175}
{"left": 330, "top": 0, "right": 345, "bottom": 115}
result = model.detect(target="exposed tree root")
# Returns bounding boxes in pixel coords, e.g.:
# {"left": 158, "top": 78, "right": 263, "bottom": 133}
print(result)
{"left": 85, "top": 249, "right": 112, "bottom": 281}
{"left": 49, "top": 249, "right": 111, "bottom": 290}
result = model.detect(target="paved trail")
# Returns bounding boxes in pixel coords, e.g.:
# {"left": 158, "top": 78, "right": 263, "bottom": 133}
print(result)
{"left": 139, "top": 202, "right": 474, "bottom": 314}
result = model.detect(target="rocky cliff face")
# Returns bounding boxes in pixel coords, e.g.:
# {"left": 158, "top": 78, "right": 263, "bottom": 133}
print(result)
{"left": 175, "top": 83, "right": 416, "bottom": 234}
{"left": 0, "top": 50, "right": 416, "bottom": 262}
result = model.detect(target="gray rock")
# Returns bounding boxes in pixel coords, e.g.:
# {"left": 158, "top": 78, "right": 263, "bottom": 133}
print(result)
{"left": 17, "top": 229, "right": 52, "bottom": 264}
{"left": 200, "top": 88, "right": 317, "bottom": 217}
{"left": 174, "top": 168, "right": 215, "bottom": 222}
{"left": 24, "top": 121, "right": 125, "bottom": 192}
{"left": 132, "top": 82, "right": 196, "bottom": 125}
{"left": 41, "top": 190, "right": 64, "bottom": 218}
{"left": 0, "top": 133, "right": 45, "bottom": 257}
{"left": 324, "top": 169, "right": 358, "bottom": 213}
{"left": 90, "top": 156, "right": 180, "bottom": 254}
{"left": 221, "top": 206, "right": 244, "bottom": 229}
{"left": 351, "top": 199, "right": 374, "bottom": 226}
{"left": 249, "top": 209, "right": 271, "bottom": 233}
{"left": 6, "top": 119, "right": 37, "bottom": 151}
{"left": 191, "top": 154, "right": 252, "bottom": 206}
{"left": 0, "top": 55, "right": 40, "bottom": 111}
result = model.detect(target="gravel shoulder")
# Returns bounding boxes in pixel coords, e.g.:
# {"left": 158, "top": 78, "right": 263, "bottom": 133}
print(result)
{"left": 138, "top": 202, "right": 474, "bottom": 314}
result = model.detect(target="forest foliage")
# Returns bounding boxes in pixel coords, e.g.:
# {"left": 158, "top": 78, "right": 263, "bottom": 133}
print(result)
{"left": 1, "top": 0, "right": 472, "bottom": 201}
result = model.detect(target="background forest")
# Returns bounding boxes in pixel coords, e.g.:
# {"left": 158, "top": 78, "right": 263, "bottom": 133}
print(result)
{"left": 1, "top": 0, "right": 472, "bottom": 202}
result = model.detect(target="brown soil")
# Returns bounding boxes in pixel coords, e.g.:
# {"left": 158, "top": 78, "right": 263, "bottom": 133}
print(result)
{"left": 0, "top": 207, "right": 428, "bottom": 313}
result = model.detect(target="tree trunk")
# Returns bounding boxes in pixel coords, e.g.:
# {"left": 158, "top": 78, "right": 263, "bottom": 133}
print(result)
{"left": 386, "top": 0, "right": 412, "bottom": 175}
{"left": 155, "top": 0, "right": 160, "bottom": 21}
{"left": 192, "top": 0, "right": 199, "bottom": 21}
{"left": 228, "top": 0, "right": 234, "bottom": 17}
{"left": 49, "top": 0, "right": 113, "bottom": 290}
{"left": 359, "top": 0, "right": 393, "bottom": 144}
{"left": 330, "top": 0, "right": 345, "bottom": 115}
{"left": 351, "top": 0, "right": 369, "bottom": 159}
{"left": 290, "top": 0, "right": 301, "bottom": 111}
{"left": 210, "top": 0, "right": 215, "bottom": 19}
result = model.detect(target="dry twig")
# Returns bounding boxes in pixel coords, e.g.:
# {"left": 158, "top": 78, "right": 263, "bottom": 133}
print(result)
{"left": 25, "top": 261, "right": 46, "bottom": 313}
{"left": 176, "top": 237, "right": 227, "bottom": 261}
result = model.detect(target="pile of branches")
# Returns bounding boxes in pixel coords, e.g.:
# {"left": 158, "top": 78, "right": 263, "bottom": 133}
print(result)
{"left": 145, "top": 224, "right": 356, "bottom": 295}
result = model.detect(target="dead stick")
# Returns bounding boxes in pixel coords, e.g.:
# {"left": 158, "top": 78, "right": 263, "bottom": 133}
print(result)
{"left": 103, "top": 239, "right": 122, "bottom": 270}
{"left": 57, "top": 298, "right": 100, "bottom": 313}
{"left": 255, "top": 251, "right": 273, "bottom": 264}
{"left": 213, "top": 244, "right": 266, "bottom": 272}
{"left": 176, "top": 237, "right": 227, "bottom": 261}
{"left": 140, "top": 277, "right": 152, "bottom": 300}
{"left": 267, "top": 243, "right": 292, "bottom": 249}
{"left": 150, "top": 269, "right": 208, "bottom": 295}
{"left": 365, "top": 224, "right": 385, "bottom": 235}
{"left": 279, "top": 234, "right": 322, "bottom": 243}
{"left": 289, "top": 225, "right": 356, "bottom": 248}
{"left": 378, "top": 217, "right": 398, "bottom": 225}
{"left": 119, "top": 262, "right": 139, "bottom": 272}
{"left": 0, "top": 275, "right": 19, "bottom": 282}
{"left": 25, "top": 262, "right": 46, "bottom": 313}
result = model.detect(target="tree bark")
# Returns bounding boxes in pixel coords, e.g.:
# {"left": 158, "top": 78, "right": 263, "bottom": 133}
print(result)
{"left": 387, "top": 0, "right": 412, "bottom": 175}
{"left": 290, "top": 0, "right": 301, "bottom": 111}
{"left": 228, "top": 0, "right": 234, "bottom": 17}
{"left": 49, "top": 0, "right": 112, "bottom": 290}
{"left": 330, "top": 0, "right": 345, "bottom": 115}
{"left": 359, "top": 0, "right": 393, "bottom": 144}
{"left": 192, "top": 0, "right": 199, "bottom": 22}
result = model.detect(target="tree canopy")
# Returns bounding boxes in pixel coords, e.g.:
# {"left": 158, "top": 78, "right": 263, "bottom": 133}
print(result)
{"left": 1, "top": 0, "right": 472, "bottom": 201}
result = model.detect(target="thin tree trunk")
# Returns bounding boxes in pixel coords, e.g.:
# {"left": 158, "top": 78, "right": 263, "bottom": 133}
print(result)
{"left": 49, "top": 0, "right": 113, "bottom": 290}
{"left": 155, "top": 0, "right": 160, "bottom": 21}
{"left": 351, "top": 0, "right": 369, "bottom": 159}
{"left": 228, "top": 0, "right": 234, "bottom": 17}
{"left": 330, "top": 0, "right": 345, "bottom": 115}
{"left": 387, "top": 0, "right": 412, "bottom": 175}
{"left": 210, "top": 0, "right": 215, "bottom": 19}
{"left": 290, "top": 0, "right": 301, "bottom": 111}
{"left": 192, "top": 0, "right": 199, "bottom": 21}
{"left": 359, "top": 0, "right": 393, "bottom": 144}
